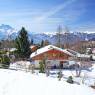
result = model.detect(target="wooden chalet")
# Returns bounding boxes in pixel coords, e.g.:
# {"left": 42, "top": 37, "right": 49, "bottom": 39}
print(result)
{"left": 30, "top": 45, "right": 74, "bottom": 68}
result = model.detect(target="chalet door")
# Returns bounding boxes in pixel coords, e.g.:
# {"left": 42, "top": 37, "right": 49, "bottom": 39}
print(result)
{"left": 60, "top": 61, "right": 64, "bottom": 69}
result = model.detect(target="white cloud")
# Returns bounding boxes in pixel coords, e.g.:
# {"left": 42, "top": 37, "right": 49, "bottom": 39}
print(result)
{"left": 0, "top": 0, "right": 88, "bottom": 33}
{"left": 35, "top": 0, "right": 77, "bottom": 22}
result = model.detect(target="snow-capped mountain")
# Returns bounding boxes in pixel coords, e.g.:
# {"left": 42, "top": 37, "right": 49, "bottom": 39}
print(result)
{"left": 0, "top": 24, "right": 18, "bottom": 40}
{"left": 0, "top": 24, "right": 95, "bottom": 44}
{"left": 29, "top": 31, "right": 95, "bottom": 44}
{"left": 0, "top": 24, "right": 13, "bottom": 30}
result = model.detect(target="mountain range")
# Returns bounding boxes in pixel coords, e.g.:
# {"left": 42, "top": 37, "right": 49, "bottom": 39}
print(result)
{"left": 0, "top": 24, "right": 95, "bottom": 44}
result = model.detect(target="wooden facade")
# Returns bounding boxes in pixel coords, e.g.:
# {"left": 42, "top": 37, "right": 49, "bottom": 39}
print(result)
{"left": 30, "top": 45, "right": 75, "bottom": 68}
{"left": 32, "top": 49, "right": 71, "bottom": 61}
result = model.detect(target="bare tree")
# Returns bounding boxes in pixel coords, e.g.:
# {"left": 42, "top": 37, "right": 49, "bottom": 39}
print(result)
{"left": 56, "top": 25, "right": 64, "bottom": 80}
{"left": 73, "top": 56, "right": 83, "bottom": 77}
{"left": 44, "top": 54, "right": 50, "bottom": 76}
{"left": 75, "top": 62, "right": 82, "bottom": 77}
{"left": 45, "top": 61, "right": 50, "bottom": 77}
{"left": 56, "top": 25, "right": 63, "bottom": 48}
{"left": 64, "top": 26, "right": 70, "bottom": 49}
{"left": 29, "top": 64, "right": 35, "bottom": 74}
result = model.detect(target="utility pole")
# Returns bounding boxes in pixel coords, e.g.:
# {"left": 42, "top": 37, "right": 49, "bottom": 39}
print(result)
{"left": 56, "top": 25, "right": 63, "bottom": 80}
{"left": 64, "top": 26, "right": 69, "bottom": 49}
{"left": 56, "top": 25, "right": 62, "bottom": 48}
{"left": 7, "top": 31, "right": 11, "bottom": 57}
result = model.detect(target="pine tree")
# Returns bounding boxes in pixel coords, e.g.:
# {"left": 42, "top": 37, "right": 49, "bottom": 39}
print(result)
{"left": 44, "top": 40, "right": 50, "bottom": 46}
{"left": 1, "top": 55, "right": 10, "bottom": 69}
{"left": 40, "top": 40, "right": 50, "bottom": 47}
{"left": 15, "top": 27, "right": 31, "bottom": 58}
{"left": 67, "top": 76, "right": 74, "bottom": 84}
{"left": 39, "top": 61, "right": 45, "bottom": 73}
{"left": 40, "top": 40, "right": 44, "bottom": 47}
{"left": 31, "top": 39, "right": 33, "bottom": 45}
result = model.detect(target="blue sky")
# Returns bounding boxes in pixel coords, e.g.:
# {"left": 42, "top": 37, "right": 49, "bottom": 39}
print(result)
{"left": 0, "top": 0, "right": 95, "bottom": 33}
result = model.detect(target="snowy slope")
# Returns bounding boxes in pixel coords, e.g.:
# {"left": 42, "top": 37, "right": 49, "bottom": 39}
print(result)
{"left": 0, "top": 69, "right": 94, "bottom": 95}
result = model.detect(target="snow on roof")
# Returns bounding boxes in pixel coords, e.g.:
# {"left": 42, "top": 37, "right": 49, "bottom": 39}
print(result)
{"left": 30, "top": 45, "right": 74, "bottom": 58}
{"left": 30, "top": 45, "right": 37, "bottom": 49}
{"left": 77, "top": 54, "right": 90, "bottom": 58}
{"left": 66, "top": 49, "right": 80, "bottom": 56}
{"left": 92, "top": 48, "right": 95, "bottom": 54}
{"left": 9, "top": 48, "right": 17, "bottom": 52}
{"left": 92, "top": 55, "right": 95, "bottom": 60}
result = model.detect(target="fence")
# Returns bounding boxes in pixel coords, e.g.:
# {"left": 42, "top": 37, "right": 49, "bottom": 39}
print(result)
{"left": 0, "top": 63, "right": 35, "bottom": 73}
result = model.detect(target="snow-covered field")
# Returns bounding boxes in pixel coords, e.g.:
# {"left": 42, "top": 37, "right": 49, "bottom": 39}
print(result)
{"left": 0, "top": 69, "right": 95, "bottom": 95}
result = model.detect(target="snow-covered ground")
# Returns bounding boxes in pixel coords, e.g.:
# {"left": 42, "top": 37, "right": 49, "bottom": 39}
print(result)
{"left": 0, "top": 69, "right": 95, "bottom": 95}
{"left": 10, "top": 61, "right": 95, "bottom": 86}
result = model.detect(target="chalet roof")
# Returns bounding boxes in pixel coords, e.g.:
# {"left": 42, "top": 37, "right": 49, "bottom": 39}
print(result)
{"left": 30, "top": 45, "right": 36, "bottom": 49}
{"left": 9, "top": 48, "right": 17, "bottom": 52}
{"left": 66, "top": 49, "right": 80, "bottom": 56}
{"left": 30, "top": 45, "right": 74, "bottom": 58}
{"left": 77, "top": 54, "right": 90, "bottom": 58}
